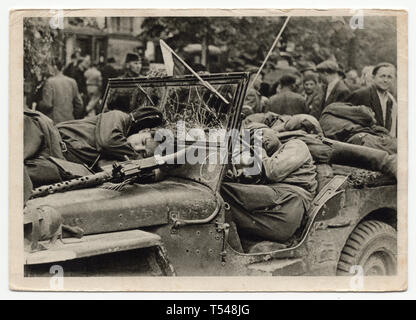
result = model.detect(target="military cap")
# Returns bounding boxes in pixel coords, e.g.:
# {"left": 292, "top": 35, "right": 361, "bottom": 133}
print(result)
{"left": 130, "top": 106, "right": 164, "bottom": 133}
{"left": 125, "top": 52, "right": 140, "bottom": 64}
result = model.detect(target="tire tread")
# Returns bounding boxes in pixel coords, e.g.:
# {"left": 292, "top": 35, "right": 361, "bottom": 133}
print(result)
{"left": 336, "top": 220, "right": 396, "bottom": 276}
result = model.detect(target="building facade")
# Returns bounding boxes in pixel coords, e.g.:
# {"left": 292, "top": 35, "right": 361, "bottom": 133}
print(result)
{"left": 63, "top": 17, "right": 146, "bottom": 68}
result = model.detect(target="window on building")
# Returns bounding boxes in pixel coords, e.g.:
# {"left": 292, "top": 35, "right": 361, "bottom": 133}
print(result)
{"left": 120, "top": 17, "right": 134, "bottom": 33}
{"left": 110, "top": 17, "right": 121, "bottom": 32}
{"left": 110, "top": 17, "right": 134, "bottom": 34}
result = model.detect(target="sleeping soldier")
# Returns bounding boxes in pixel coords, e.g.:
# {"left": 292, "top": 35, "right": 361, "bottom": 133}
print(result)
{"left": 222, "top": 127, "right": 318, "bottom": 244}
{"left": 57, "top": 105, "right": 163, "bottom": 168}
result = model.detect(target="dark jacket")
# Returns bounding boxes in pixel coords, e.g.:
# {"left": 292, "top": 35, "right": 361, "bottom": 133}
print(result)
{"left": 101, "top": 64, "right": 120, "bottom": 92}
{"left": 347, "top": 84, "right": 393, "bottom": 128}
{"left": 305, "top": 87, "right": 325, "bottom": 120}
{"left": 38, "top": 73, "right": 84, "bottom": 124}
{"left": 269, "top": 90, "right": 308, "bottom": 115}
{"left": 322, "top": 79, "right": 351, "bottom": 108}
{"left": 63, "top": 62, "right": 78, "bottom": 79}
{"left": 57, "top": 110, "right": 140, "bottom": 166}
{"left": 72, "top": 66, "right": 88, "bottom": 97}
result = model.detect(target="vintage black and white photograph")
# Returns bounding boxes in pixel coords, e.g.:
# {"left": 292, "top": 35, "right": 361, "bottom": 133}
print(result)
{"left": 10, "top": 9, "right": 407, "bottom": 291}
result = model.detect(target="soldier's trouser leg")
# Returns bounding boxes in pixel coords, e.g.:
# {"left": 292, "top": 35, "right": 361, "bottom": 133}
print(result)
{"left": 231, "top": 190, "right": 305, "bottom": 243}
{"left": 328, "top": 139, "right": 397, "bottom": 178}
{"left": 347, "top": 132, "right": 397, "bottom": 155}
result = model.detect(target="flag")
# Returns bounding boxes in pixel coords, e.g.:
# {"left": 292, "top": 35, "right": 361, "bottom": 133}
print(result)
{"left": 159, "top": 40, "right": 229, "bottom": 104}
{"left": 160, "top": 39, "right": 187, "bottom": 76}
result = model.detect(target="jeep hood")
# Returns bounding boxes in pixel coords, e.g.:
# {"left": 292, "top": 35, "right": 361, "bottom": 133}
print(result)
{"left": 27, "top": 177, "right": 217, "bottom": 235}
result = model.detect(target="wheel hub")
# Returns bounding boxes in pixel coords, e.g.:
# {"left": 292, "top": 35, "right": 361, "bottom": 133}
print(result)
{"left": 363, "top": 251, "right": 394, "bottom": 276}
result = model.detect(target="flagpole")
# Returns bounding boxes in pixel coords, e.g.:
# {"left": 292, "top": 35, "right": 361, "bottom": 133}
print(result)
{"left": 251, "top": 16, "right": 291, "bottom": 88}
{"left": 160, "top": 40, "right": 229, "bottom": 105}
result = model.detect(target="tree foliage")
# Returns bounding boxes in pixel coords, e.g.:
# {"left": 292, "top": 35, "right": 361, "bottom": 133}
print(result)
{"left": 139, "top": 17, "right": 286, "bottom": 68}
{"left": 23, "top": 18, "right": 62, "bottom": 82}
{"left": 139, "top": 16, "right": 397, "bottom": 73}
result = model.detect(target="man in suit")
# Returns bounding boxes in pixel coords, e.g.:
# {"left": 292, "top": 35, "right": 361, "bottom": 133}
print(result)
{"left": 38, "top": 59, "right": 84, "bottom": 124}
{"left": 268, "top": 74, "right": 308, "bottom": 115}
{"left": 347, "top": 62, "right": 397, "bottom": 137}
{"left": 317, "top": 60, "right": 351, "bottom": 109}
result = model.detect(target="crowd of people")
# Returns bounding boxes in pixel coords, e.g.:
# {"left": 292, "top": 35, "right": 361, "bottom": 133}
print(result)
{"left": 25, "top": 49, "right": 148, "bottom": 124}
{"left": 243, "top": 58, "right": 397, "bottom": 138}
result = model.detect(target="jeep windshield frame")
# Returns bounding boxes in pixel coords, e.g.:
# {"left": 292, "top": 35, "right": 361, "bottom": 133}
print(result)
{"left": 101, "top": 72, "right": 250, "bottom": 192}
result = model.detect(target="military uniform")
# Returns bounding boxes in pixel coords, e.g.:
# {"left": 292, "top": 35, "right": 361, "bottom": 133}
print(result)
{"left": 57, "top": 110, "right": 140, "bottom": 167}
{"left": 222, "top": 139, "right": 317, "bottom": 243}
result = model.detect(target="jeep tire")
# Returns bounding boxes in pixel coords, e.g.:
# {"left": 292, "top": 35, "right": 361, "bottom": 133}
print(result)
{"left": 337, "top": 220, "right": 397, "bottom": 276}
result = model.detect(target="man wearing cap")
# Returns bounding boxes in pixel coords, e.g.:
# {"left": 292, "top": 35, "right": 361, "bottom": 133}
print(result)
{"left": 347, "top": 62, "right": 397, "bottom": 137}
{"left": 268, "top": 74, "right": 308, "bottom": 116}
{"left": 121, "top": 52, "right": 143, "bottom": 78}
{"left": 317, "top": 60, "right": 351, "bottom": 109}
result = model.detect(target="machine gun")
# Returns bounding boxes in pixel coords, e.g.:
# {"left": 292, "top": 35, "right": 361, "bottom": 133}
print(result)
{"left": 30, "top": 149, "right": 187, "bottom": 199}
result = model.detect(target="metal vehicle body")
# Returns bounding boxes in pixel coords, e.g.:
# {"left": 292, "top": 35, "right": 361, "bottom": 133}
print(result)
{"left": 24, "top": 73, "right": 397, "bottom": 277}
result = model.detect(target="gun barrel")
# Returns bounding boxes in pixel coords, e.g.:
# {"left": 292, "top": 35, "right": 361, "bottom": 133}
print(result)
{"left": 30, "top": 171, "right": 112, "bottom": 199}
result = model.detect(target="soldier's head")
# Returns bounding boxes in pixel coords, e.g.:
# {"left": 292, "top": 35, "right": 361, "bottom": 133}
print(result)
{"left": 247, "top": 124, "right": 282, "bottom": 157}
{"left": 260, "top": 127, "right": 282, "bottom": 156}
{"left": 125, "top": 52, "right": 142, "bottom": 76}
{"left": 127, "top": 129, "right": 160, "bottom": 158}
{"left": 372, "top": 62, "right": 396, "bottom": 92}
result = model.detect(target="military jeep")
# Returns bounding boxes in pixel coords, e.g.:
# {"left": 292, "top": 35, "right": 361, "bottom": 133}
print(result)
{"left": 24, "top": 73, "right": 397, "bottom": 277}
